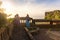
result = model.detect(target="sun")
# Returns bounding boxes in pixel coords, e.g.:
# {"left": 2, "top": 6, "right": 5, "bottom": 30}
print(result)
{"left": 1, "top": 1, "right": 15, "bottom": 18}
{"left": 1, "top": 1, "right": 32, "bottom": 18}
{"left": 1, "top": 1, "right": 14, "bottom": 15}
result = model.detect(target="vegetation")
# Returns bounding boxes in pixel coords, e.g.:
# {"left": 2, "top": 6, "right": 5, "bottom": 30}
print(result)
{"left": 0, "top": 1, "right": 7, "bottom": 28}
{"left": 8, "top": 18, "right": 13, "bottom": 23}
{"left": 45, "top": 10, "right": 60, "bottom": 20}
{"left": 0, "top": 13, "right": 7, "bottom": 26}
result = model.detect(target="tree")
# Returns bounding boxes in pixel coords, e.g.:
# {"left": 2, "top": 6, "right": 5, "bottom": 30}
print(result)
{"left": 0, "top": 1, "right": 7, "bottom": 27}
{"left": 0, "top": 1, "right": 2, "bottom": 6}
{"left": 0, "top": 13, "right": 7, "bottom": 27}
{"left": 45, "top": 10, "right": 60, "bottom": 20}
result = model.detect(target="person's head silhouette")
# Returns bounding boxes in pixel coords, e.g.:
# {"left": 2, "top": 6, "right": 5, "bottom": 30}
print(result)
{"left": 15, "top": 14, "right": 19, "bottom": 17}
{"left": 26, "top": 14, "right": 29, "bottom": 17}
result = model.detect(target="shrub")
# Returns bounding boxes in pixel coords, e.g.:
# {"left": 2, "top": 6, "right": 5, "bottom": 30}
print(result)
{"left": 0, "top": 13, "right": 7, "bottom": 27}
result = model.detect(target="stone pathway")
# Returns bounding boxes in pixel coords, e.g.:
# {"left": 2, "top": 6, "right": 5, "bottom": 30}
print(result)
{"left": 9, "top": 26, "right": 60, "bottom": 40}
{"left": 33, "top": 29, "right": 53, "bottom": 40}
{"left": 9, "top": 26, "right": 30, "bottom": 40}
{"left": 47, "top": 30, "right": 60, "bottom": 40}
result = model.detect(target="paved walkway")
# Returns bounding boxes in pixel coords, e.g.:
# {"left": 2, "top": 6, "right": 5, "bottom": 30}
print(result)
{"left": 47, "top": 30, "right": 60, "bottom": 40}
{"left": 10, "top": 26, "right": 60, "bottom": 40}
{"left": 33, "top": 29, "right": 53, "bottom": 40}
{"left": 9, "top": 26, "right": 30, "bottom": 40}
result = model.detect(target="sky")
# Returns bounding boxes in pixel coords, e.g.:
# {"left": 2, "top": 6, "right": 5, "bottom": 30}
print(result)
{"left": 1, "top": 0, "right": 60, "bottom": 19}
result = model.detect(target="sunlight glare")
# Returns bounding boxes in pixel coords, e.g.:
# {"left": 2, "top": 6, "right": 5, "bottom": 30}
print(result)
{"left": 1, "top": 2, "right": 14, "bottom": 15}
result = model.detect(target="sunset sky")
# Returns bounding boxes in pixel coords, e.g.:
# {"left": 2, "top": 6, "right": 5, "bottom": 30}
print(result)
{"left": 1, "top": 0, "right": 60, "bottom": 19}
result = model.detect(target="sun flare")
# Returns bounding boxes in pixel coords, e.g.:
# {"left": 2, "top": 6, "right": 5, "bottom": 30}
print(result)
{"left": 1, "top": 2, "right": 14, "bottom": 15}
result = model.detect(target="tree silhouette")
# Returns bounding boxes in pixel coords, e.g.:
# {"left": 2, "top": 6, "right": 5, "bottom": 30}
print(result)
{"left": 0, "top": 1, "right": 7, "bottom": 27}
{"left": 45, "top": 10, "right": 60, "bottom": 20}
{"left": 0, "top": 1, "right": 2, "bottom": 6}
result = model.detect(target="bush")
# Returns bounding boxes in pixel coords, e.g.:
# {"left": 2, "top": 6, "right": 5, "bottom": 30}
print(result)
{"left": 8, "top": 18, "right": 13, "bottom": 23}
{"left": 0, "top": 13, "right": 7, "bottom": 27}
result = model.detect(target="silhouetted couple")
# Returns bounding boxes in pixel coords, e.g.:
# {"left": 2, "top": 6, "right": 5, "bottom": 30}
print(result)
{"left": 12, "top": 14, "right": 30, "bottom": 28}
{"left": 11, "top": 14, "right": 30, "bottom": 40}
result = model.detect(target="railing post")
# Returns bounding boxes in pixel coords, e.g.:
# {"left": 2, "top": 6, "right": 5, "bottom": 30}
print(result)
{"left": 0, "top": 34, "right": 1, "bottom": 40}
{"left": 50, "top": 20, "right": 53, "bottom": 28}
{"left": 32, "top": 19, "right": 35, "bottom": 26}
{"left": 1, "top": 33, "right": 3, "bottom": 40}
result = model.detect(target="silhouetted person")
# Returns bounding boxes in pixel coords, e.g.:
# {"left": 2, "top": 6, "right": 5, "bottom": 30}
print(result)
{"left": 12, "top": 14, "right": 20, "bottom": 27}
{"left": 26, "top": 14, "right": 30, "bottom": 28}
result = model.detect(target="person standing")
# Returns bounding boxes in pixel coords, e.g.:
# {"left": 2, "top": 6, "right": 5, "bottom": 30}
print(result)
{"left": 26, "top": 14, "right": 30, "bottom": 28}
{"left": 12, "top": 14, "right": 20, "bottom": 27}
{"left": 12, "top": 14, "right": 21, "bottom": 34}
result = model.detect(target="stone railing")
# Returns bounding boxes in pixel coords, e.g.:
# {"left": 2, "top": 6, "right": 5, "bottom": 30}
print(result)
{"left": 0, "top": 23, "right": 13, "bottom": 40}
{"left": 0, "top": 27, "right": 9, "bottom": 40}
